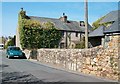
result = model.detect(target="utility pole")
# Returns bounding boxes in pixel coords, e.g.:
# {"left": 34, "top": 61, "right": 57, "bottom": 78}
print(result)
{"left": 85, "top": 0, "right": 88, "bottom": 48}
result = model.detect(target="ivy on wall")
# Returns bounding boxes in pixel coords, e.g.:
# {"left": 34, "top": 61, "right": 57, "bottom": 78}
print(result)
{"left": 18, "top": 10, "right": 62, "bottom": 49}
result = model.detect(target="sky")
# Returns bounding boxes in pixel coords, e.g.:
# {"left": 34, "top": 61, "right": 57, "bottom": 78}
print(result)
{"left": 1, "top": 0, "right": 120, "bottom": 2}
{"left": 1, "top": 2, "right": 119, "bottom": 37}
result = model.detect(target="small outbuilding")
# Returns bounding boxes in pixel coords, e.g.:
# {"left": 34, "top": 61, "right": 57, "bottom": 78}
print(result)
{"left": 89, "top": 10, "right": 120, "bottom": 48}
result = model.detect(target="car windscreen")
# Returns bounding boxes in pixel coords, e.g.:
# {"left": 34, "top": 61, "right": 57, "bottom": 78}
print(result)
{"left": 9, "top": 47, "right": 20, "bottom": 51}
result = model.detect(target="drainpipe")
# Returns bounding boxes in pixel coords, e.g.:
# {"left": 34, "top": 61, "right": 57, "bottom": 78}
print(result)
{"left": 65, "top": 32, "right": 68, "bottom": 49}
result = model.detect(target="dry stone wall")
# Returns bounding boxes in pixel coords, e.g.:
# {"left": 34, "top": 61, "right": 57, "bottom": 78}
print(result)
{"left": 24, "top": 35, "right": 120, "bottom": 81}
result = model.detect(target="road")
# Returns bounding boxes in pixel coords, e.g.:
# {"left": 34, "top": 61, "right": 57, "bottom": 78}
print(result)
{"left": 0, "top": 50, "right": 117, "bottom": 83}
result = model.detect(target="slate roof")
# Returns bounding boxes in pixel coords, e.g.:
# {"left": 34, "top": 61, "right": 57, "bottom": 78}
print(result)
{"left": 104, "top": 19, "right": 120, "bottom": 33}
{"left": 100, "top": 10, "right": 120, "bottom": 24}
{"left": 29, "top": 16, "right": 92, "bottom": 32}
{"left": 89, "top": 10, "right": 120, "bottom": 37}
{"left": 89, "top": 26, "right": 104, "bottom": 37}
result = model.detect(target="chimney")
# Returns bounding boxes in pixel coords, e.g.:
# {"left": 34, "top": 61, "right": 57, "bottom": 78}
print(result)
{"left": 20, "top": 8, "right": 26, "bottom": 18}
{"left": 59, "top": 13, "right": 67, "bottom": 23}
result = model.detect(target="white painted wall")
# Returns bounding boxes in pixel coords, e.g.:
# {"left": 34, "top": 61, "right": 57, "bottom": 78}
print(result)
{"left": 16, "top": 27, "right": 22, "bottom": 49}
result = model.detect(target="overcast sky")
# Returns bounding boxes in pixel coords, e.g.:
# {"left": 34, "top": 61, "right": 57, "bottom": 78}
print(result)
{"left": 1, "top": 2, "right": 119, "bottom": 37}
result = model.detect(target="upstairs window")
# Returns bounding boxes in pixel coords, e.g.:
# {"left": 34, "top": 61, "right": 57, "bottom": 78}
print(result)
{"left": 80, "top": 21, "right": 85, "bottom": 27}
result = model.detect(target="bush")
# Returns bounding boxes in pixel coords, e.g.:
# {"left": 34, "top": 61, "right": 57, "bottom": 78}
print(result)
{"left": 75, "top": 37, "right": 85, "bottom": 49}
{"left": 75, "top": 41, "right": 85, "bottom": 49}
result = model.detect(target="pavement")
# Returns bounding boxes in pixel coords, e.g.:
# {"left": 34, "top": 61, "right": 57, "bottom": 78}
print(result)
{"left": 0, "top": 50, "right": 118, "bottom": 84}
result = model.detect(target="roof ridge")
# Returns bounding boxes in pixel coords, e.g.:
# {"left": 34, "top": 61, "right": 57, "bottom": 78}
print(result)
{"left": 29, "top": 16, "right": 59, "bottom": 20}
{"left": 29, "top": 16, "right": 83, "bottom": 22}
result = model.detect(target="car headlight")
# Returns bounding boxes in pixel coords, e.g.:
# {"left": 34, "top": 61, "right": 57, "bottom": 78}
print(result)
{"left": 10, "top": 52, "right": 14, "bottom": 55}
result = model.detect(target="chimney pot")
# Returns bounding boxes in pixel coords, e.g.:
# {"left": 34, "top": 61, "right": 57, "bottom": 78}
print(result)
{"left": 21, "top": 8, "right": 23, "bottom": 11}
{"left": 63, "top": 13, "right": 65, "bottom": 16}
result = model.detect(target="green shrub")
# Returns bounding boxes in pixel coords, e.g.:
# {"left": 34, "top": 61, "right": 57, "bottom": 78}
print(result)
{"left": 75, "top": 41, "right": 85, "bottom": 49}
{"left": 75, "top": 37, "right": 85, "bottom": 49}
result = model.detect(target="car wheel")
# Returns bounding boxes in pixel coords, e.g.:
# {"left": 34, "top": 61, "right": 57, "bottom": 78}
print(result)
{"left": 8, "top": 55, "right": 11, "bottom": 59}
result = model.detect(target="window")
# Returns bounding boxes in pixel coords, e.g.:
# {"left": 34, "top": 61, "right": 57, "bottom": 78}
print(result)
{"left": 62, "top": 32, "right": 64, "bottom": 36}
{"left": 0, "top": 45, "right": 3, "bottom": 47}
{"left": 76, "top": 32, "right": 78, "bottom": 37}
{"left": 60, "top": 43, "right": 65, "bottom": 48}
{"left": 80, "top": 21, "right": 85, "bottom": 27}
{"left": 10, "top": 47, "right": 20, "bottom": 51}
{"left": 105, "top": 36, "right": 110, "bottom": 42}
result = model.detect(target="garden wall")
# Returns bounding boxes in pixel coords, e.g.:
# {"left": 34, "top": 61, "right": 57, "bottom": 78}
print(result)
{"left": 24, "top": 35, "right": 120, "bottom": 81}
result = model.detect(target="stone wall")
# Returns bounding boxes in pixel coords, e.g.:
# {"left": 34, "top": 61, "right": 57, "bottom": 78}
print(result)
{"left": 24, "top": 35, "right": 120, "bottom": 81}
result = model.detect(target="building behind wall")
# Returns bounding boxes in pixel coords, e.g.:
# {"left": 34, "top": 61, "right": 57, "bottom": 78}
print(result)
{"left": 89, "top": 10, "right": 120, "bottom": 48}
{"left": 16, "top": 8, "right": 92, "bottom": 49}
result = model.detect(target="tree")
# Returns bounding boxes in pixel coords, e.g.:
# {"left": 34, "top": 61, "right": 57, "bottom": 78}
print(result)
{"left": 92, "top": 16, "right": 105, "bottom": 30}
{"left": 5, "top": 39, "right": 14, "bottom": 48}
{"left": 5, "top": 36, "right": 16, "bottom": 48}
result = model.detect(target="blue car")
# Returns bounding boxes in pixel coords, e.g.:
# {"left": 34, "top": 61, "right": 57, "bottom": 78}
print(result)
{"left": 6, "top": 46, "right": 26, "bottom": 59}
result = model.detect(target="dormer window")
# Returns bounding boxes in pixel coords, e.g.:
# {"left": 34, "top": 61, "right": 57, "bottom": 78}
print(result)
{"left": 80, "top": 21, "right": 85, "bottom": 27}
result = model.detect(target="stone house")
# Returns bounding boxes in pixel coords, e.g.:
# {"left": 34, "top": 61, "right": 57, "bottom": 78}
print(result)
{"left": 89, "top": 10, "right": 120, "bottom": 48}
{"left": 16, "top": 8, "right": 92, "bottom": 49}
